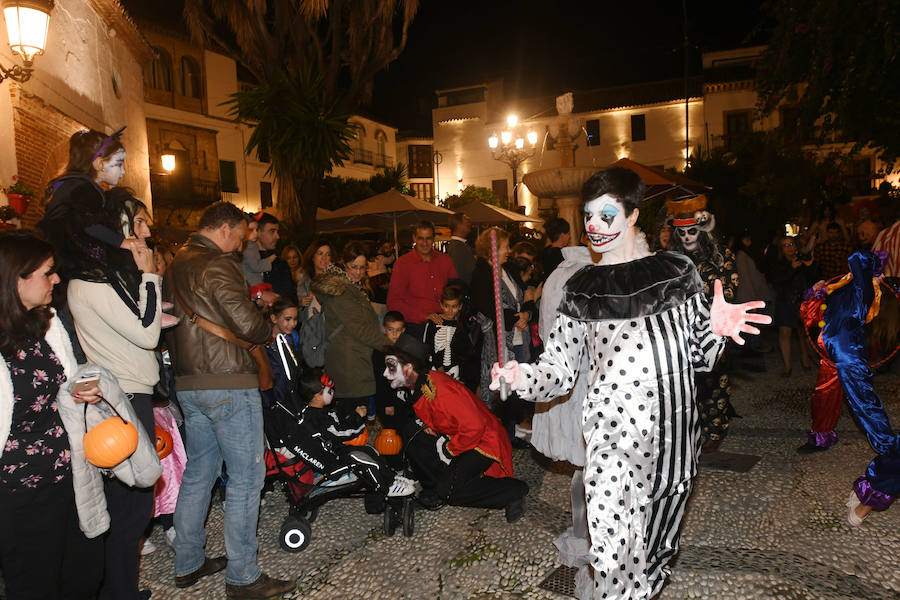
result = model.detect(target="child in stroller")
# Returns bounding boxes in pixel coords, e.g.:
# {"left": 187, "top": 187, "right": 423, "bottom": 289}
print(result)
{"left": 263, "top": 335, "right": 416, "bottom": 551}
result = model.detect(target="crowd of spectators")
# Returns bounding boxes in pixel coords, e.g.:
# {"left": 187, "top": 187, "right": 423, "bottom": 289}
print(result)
{"left": 1, "top": 125, "right": 897, "bottom": 599}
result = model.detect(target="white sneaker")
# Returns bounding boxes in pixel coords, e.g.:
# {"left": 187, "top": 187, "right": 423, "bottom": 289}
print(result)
{"left": 165, "top": 528, "right": 176, "bottom": 548}
{"left": 140, "top": 539, "right": 157, "bottom": 556}
{"left": 387, "top": 474, "right": 416, "bottom": 498}
{"left": 846, "top": 491, "right": 866, "bottom": 526}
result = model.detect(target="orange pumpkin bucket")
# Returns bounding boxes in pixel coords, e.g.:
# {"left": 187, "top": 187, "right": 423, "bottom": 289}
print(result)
{"left": 374, "top": 428, "right": 402, "bottom": 455}
{"left": 155, "top": 425, "right": 174, "bottom": 460}
{"left": 83, "top": 398, "right": 139, "bottom": 468}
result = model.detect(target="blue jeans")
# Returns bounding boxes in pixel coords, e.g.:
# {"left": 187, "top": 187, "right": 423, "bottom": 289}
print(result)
{"left": 174, "top": 388, "right": 265, "bottom": 585}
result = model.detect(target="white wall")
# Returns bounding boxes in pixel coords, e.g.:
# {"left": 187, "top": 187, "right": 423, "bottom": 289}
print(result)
{"left": 204, "top": 50, "right": 237, "bottom": 120}
{"left": 0, "top": 0, "right": 151, "bottom": 204}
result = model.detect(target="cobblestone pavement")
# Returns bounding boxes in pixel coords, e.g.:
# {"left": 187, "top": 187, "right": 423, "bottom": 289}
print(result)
{"left": 139, "top": 354, "right": 900, "bottom": 599}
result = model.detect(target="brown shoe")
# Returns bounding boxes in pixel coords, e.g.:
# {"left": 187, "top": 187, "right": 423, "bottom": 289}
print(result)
{"left": 225, "top": 573, "right": 296, "bottom": 599}
{"left": 174, "top": 555, "right": 227, "bottom": 588}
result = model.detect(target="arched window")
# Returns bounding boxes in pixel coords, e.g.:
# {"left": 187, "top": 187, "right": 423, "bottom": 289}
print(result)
{"left": 375, "top": 130, "right": 388, "bottom": 167}
{"left": 147, "top": 47, "right": 172, "bottom": 92}
{"left": 181, "top": 56, "right": 201, "bottom": 98}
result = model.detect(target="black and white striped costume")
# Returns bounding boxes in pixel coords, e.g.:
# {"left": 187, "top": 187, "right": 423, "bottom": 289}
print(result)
{"left": 517, "top": 252, "right": 725, "bottom": 599}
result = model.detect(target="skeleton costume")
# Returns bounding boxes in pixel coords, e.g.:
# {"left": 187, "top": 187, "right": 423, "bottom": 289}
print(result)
{"left": 422, "top": 317, "right": 479, "bottom": 387}
{"left": 667, "top": 195, "right": 737, "bottom": 448}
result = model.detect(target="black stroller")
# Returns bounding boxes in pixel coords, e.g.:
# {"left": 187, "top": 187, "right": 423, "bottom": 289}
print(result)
{"left": 262, "top": 335, "right": 415, "bottom": 552}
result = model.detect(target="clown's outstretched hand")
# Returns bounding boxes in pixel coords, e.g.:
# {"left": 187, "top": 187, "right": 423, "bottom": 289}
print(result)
{"left": 490, "top": 360, "right": 529, "bottom": 391}
{"left": 710, "top": 279, "right": 772, "bottom": 345}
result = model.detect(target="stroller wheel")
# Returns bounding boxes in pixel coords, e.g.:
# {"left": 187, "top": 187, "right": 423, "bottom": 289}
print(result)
{"left": 279, "top": 517, "right": 311, "bottom": 553}
{"left": 383, "top": 503, "right": 398, "bottom": 537}
{"left": 299, "top": 505, "right": 319, "bottom": 524}
{"left": 402, "top": 497, "right": 415, "bottom": 537}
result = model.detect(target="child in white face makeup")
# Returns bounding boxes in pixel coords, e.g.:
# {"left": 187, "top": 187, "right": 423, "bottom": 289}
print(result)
{"left": 283, "top": 368, "right": 415, "bottom": 499}
{"left": 38, "top": 128, "right": 146, "bottom": 279}
{"left": 373, "top": 312, "right": 414, "bottom": 433}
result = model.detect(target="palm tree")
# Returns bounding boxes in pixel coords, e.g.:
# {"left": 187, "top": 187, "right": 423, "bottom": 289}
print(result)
{"left": 184, "top": 0, "right": 419, "bottom": 232}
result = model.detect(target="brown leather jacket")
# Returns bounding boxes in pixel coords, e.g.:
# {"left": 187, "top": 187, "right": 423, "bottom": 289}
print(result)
{"left": 165, "top": 233, "right": 272, "bottom": 391}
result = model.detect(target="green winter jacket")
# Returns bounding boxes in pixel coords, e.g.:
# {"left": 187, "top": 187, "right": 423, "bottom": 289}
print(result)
{"left": 312, "top": 267, "right": 391, "bottom": 398}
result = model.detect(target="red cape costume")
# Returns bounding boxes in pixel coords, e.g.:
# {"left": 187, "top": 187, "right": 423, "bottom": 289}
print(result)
{"left": 411, "top": 370, "right": 514, "bottom": 479}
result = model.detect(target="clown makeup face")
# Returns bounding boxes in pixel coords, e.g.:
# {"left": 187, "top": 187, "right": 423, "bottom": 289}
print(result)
{"left": 384, "top": 355, "right": 412, "bottom": 389}
{"left": 584, "top": 194, "right": 630, "bottom": 254}
{"left": 676, "top": 225, "right": 700, "bottom": 251}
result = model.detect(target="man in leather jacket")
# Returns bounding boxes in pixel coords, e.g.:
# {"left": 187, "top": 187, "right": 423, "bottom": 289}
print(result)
{"left": 166, "top": 202, "right": 294, "bottom": 599}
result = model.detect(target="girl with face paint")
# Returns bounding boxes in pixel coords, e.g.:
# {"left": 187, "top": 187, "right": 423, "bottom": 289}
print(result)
{"left": 491, "top": 167, "right": 771, "bottom": 600}
{"left": 37, "top": 128, "right": 146, "bottom": 362}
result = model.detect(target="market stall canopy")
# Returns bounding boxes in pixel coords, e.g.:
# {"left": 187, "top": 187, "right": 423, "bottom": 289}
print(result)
{"left": 316, "top": 189, "right": 455, "bottom": 253}
{"left": 609, "top": 157, "right": 709, "bottom": 199}
{"left": 455, "top": 201, "right": 544, "bottom": 225}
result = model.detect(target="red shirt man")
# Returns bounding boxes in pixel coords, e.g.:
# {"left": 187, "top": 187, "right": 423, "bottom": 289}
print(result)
{"left": 387, "top": 222, "right": 458, "bottom": 331}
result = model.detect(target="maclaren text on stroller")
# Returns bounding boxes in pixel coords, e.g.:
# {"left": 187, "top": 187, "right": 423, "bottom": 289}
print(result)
{"left": 262, "top": 334, "right": 416, "bottom": 552}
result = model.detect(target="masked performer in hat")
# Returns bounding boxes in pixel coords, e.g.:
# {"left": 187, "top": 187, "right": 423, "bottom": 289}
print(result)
{"left": 491, "top": 167, "right": 770, "bottom": 600}
{"left": 667, "top": 195, "right": 739, "bottom": 453}
{"left": 383, "top": 335, "right": 529, "bottom": 522}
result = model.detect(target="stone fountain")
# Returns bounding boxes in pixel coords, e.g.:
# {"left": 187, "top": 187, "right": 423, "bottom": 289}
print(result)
{"left": 522, "top": 93, "right": 596, "bottom": 244}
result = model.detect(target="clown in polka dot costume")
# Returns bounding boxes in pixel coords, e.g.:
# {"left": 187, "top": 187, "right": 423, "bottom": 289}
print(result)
{"left": 492, "top": 167, "right": 770, "bottom": 600}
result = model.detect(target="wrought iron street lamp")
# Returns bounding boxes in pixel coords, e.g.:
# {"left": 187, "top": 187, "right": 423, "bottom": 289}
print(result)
{"left": 487, "top": 114, "right": 538, "bottom": 209}
{"left": 161, "top": 153, "right": 176, "bottom": 173}
{"left": 0, "top": 0, "right": 53, "bottom": 84}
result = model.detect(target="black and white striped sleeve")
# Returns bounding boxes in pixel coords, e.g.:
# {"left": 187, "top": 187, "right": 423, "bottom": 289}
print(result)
{"left": 689, "top": 293, "right": 726, "bottom": 372}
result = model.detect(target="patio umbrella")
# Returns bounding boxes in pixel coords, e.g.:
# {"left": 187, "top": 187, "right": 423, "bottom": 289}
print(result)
{"left": 317, "top": 189, "right": 454, "bottom": 256}
{"left": 455, "top": 201, "right": 544, "bottom": 225}
{"left": 609, "top": 157, "right": 709, "bottom": 200}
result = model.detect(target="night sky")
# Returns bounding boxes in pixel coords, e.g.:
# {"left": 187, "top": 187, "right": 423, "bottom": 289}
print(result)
{"left": 369, "top": 0, "right": 768, "bottom": 134}
{"left": 124, "top": 0, "right": 769, "bottom": 134}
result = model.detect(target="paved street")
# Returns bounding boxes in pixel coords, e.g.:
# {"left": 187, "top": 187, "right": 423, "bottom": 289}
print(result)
{"left": 140, "top": 352, "right": 900, "bottom": 599}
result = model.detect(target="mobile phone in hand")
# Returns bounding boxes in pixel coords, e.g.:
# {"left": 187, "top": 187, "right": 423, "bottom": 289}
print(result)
{"left": 70, "top": 375, "right": 100, "bottom": 395}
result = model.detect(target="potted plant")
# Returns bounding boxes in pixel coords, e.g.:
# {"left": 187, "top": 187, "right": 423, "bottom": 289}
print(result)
{"left": 5, "top": 175, "right": 36, "bottom": 216}
{"left": 0, "top": 204, "right": 21, "bottom": 230}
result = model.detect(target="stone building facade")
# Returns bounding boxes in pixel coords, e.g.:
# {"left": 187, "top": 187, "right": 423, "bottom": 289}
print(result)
{"left": 0, "top": 0, "right": 152, "bottom": 227}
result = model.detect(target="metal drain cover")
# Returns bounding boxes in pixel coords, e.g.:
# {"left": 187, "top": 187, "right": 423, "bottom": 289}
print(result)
{"left": 538, "top": 565, "right": 578, "bottom": 597}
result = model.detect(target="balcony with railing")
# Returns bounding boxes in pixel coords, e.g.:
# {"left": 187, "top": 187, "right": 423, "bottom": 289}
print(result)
{"left": 351, "top": 146, "right": 393, "bottom": 168}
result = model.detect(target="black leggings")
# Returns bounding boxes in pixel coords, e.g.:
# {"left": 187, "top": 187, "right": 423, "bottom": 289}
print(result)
{"left": 0, "top": 479, "right": 104, "bottom": 599}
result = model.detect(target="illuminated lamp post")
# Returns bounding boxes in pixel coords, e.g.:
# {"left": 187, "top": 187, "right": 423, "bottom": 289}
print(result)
{"left": 487, "top": 114, "right": 538, "bottom": 209}
{"left": 161, "top": 153, "right": 176, "bottom": 173}
{"left": 0, "top": 0, "right": 53, "bottom": 84}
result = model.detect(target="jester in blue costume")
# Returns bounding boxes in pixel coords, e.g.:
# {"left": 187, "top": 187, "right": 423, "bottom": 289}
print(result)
{"left": 806, "top": 250, "right": 900, "bottom": 525}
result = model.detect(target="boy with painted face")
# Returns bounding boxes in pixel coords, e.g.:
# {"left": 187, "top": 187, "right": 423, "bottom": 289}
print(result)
{"left": 491, "top": 167, "right": 771, "bottom": 600}
{"left": 280, "top": 368, "right": 414, "bottom": 500}
{"left": 372, "top": 312, "right": 416, "bottom": 438}
{"left": 383, "top": 336, "right": 529, "bottom": 520}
